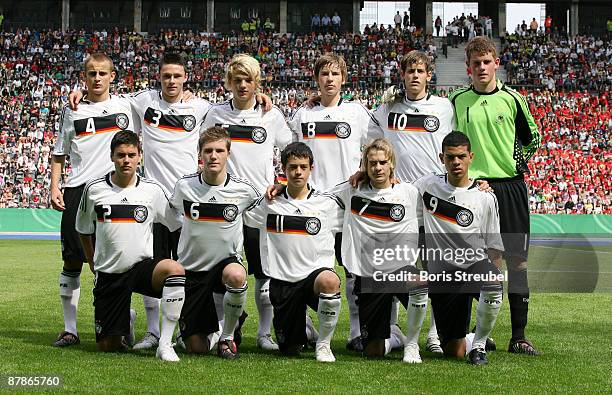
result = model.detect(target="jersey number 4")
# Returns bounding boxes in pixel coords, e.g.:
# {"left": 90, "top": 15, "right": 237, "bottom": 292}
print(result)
{"left": 86, "top": 118, "right": 97, "bottom": 134}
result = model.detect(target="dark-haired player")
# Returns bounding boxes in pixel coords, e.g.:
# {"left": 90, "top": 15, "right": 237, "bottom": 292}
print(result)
{"left": 244, "top": 142, "right": 343, "bottom": 362}
{"left": 76, "top": 131, "right": 184, "bottom": 362}
{"left": 413, "top": 131, "right": 504, "bottom": 365}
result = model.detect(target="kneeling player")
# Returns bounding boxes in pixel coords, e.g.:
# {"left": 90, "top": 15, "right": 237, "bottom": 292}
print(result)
{"left": 172, "top": 127, "right": 260, "bottom": 359}
{"left": 76, "top": 131, "right": 184, "bottom": 362}
{"left": 244, "top": 143, "right": 344, "bottom": 362}
{"left": 335, "top": 138, "right": 428, "bottom": 362}
{"left": 413, "top": 131, "right": 504, "bottom": 365}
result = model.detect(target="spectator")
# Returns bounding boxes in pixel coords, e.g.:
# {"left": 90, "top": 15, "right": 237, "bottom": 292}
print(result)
{"left": 435, "top": 16, "right": 442, "bottom": 37}
{"left": 394, "top": 11, "right": 402, "bottom": 29}
{"left": 403, "top": 12, "right": 410, "bottom": 30}
{"left": 311, "top": 14, "right": 321, "bottom": 32}
{"left": 263, "top": 18, "right": 275, "bottom": 33}
{"left": 321, "top": 14, "right": 331, "bottom": 33}
{"left": 485, "top": 16, "right": 493, "bottom": 38}
{"left": 530, "top": 18, "right": 539, "bottom": 35}
{"left": 331, "top": 12, "right": 341, "bottom": 33}
{"left": 545, "top": 16, "right": 552, "bottom": 35}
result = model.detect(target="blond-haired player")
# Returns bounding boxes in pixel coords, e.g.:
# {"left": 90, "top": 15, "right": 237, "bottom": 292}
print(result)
{"left": 202, "top": 54, "right": 293, "bottom": 351}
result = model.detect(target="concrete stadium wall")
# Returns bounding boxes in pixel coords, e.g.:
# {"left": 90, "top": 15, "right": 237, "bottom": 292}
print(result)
{"left": 0, "top": 209, "right": 610, "bottom": 235}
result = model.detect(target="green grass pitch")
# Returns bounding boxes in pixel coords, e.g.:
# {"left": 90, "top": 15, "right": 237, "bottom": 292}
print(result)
{"left": 0, "top": 240, "right": 610, "bottom": 393}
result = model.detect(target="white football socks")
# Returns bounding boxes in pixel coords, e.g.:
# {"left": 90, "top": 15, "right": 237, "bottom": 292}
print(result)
{"left": 389, "top": 297, "right": 400, "bottom": 326}
{"left": 221, "top": 282, "right": 248, "bottom": 341}
{"left": 405, "top": 291, "right": 428, "bottom": 346}
{"left": 213, "top": 292, "right": 225, "bottom": 329}
{"left": 159, "top": 275, "right": 185, "bottom": 347}
{"left": 254, "top": 278, "right": 273, "bottom": 337}
{"left": 345, "top": 276, "right": 361, "bottom": 341}
{"left": 142, "top": 295, "right": 160, "bottom": 337}
{"left": 317, "top": 293, "right": 342, "bottom": 345}
{"left": 59, "top": 269, "right": 81, "bottom": 335}
{"left": 473, "top": 288, "right": 503, "bottom": 351}
{"left": 428, "top": 309, "right": 438, "bottom": 338}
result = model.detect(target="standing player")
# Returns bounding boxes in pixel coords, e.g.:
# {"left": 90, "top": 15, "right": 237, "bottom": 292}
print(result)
{"left": 336, "top": 138, "right": 428, "bottom": 363}
{"left": 51, "top": 53, "right": 137, "bottom": 347}
{"left": 244, "top": 142, "right": 344, "bottom": 362}
{"left": 202, "top": 54, "right": 294, "bottom": 351}
{"left": 413, "top": 131, "right": 504, "bottom": 365}
{"left": 172, "top": 127, "right": 259, "bottom": 359}
{"left": 121, "top": 54, "right": 212, "bottom": 350}
{"left": 76, "top": 131, "right": 185, "bottom": 362}
{"left": 449, "top": 37, "right": 541, "bottom": 355}
{"left": 289, "top": 54, "right": 372, "bottom": 351}
{"left": 366, "top": 50, "right": 456, "bottom": 353}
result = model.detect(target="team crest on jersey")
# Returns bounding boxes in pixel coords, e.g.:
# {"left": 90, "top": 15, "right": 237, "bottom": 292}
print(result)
{"left": 423, "top": 116, "right": 440, "bottom": 132}
{"left": 222, "top": 204, "right": 239, "bottom": 222}
{"left": 252, "top": 127, "right": 267, "bottom": 144}
{"left": 456, "top": 209, "right": 473, "bottom": 227}
{"left": 183, "top": 115, "right": 197, "bottom": 131}
{"left": 305, "top": 218, "right": 322, "bottom": 235}
{"left": 334, "top": 122, "right": 351, "bottom": 139}
{"left": 389, "top": 204, "right": 405, "bottom": 222}
{"left": 495, "top": 113, "right": 505, "bottom": 125}
{"left": 133, "top": 206, "right": 149, "bottom": 223}
{"left": 95, "top": 320, "right": 102, "bottom": 335}
{"left": 115, "top": 113, "right": 129, "bottom": 130}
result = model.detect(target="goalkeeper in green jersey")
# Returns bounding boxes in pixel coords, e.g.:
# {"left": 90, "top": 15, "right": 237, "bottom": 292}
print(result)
{"left": 449, "top": 36, "right": 541, "bottom": 356}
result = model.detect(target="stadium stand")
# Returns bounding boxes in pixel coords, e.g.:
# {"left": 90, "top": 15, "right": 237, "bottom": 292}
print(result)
{"left": 0, "top": 28, "right": 608, "bottom": 213}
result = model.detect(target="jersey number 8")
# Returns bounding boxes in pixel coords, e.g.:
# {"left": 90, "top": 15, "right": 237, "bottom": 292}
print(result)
{"left": 306, "top": 122, "right": 316, "bottom": 139}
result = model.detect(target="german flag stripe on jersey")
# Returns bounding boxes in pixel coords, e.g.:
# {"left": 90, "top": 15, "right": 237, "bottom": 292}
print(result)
{"left": 216, "top": 123, "right": 266, "bottom": 144}
{"left": 387, "top": 112, "right": 432, "bottom": 133}
{"left": 182, "top": 200, "right": 238, "bottom": 222}
{"left": 350, "top": 196, "right": 397, "bottom": 222}
{"left": 266, "top": 214, "right": 321, "bottom": 235}
{"left": 94, "top": 204, "right": 147, "bottom": 223}
{"left": 422, "top": 191, "right": 473, "bottom": 227}
{"left": 300, "top": 121, "right": 351, "bottom": 139}
{"left": 74, "top": 114, "right": 127, "bottom": 137}
{"left": 144, "top": 108, "right": 192, "bottom": 132}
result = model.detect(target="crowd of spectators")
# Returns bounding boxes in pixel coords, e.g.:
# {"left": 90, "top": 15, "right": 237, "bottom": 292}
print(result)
{"left": 443, "top": 13, "right": 493, "bottom": 47}
{"left": 501, "top": 33, "right": 611, "bottom": 91}
{"left": 525, "top": 88, "right": 610, "bottom": 214}
{"left": 0, "top": 27, "right": 608, "bottom": 214}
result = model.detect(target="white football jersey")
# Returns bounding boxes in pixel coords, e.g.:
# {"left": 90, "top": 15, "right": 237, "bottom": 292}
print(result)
{"left": 202, "top": 100, "right": 293, "bottom": 192}
{"left": 172, "top": 172, "right": 260, "bottom": 272}
{"left": 412, "top": 174, "right": 504, "bottom": 269}
{"left": 244, "top": 186, "right": 344, "bottom": 282}
{"left": 333, "top": 182, "right": 422, "bottom": 277}
{"left": 368, "top": 94, "right": 456, "bottom": 182}
{"left": 53, "top": 96, "right": 136, "bottom": 187}
{"left": 126, "top": 90, "right": 211, "bottom": 193}
{"left": 76, "top": 173, "right": 182, "bottom": 273}
{"left": 289, "top": 100, "right": 372, "bottom": 190}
